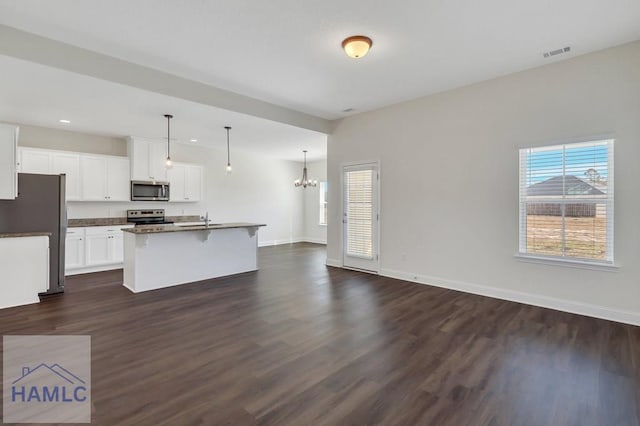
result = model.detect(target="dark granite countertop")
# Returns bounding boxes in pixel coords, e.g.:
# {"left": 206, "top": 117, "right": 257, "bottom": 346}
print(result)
{"left": 122, "top": 223, "right": 266, "bottom": 235}
{"left": 0, "top": 232, "right": 51, "bottom": 239}
{"left": 68, "top": 216, "right": 201, "bottom": 228}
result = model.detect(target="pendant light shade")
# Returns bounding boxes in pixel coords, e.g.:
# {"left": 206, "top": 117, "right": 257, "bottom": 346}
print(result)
{"left": 224, "top": 126, "right": 232, "bottom": 174}
{"left": 164, "top": 114, "right": 173, "bottom": 169}
{"left": 294, "top": 150, "right": 317, "bottom": 188}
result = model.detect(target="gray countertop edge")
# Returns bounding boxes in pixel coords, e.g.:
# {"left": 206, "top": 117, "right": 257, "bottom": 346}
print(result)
{"left": 122, "top": 223, "right": 267, "bottom": 235}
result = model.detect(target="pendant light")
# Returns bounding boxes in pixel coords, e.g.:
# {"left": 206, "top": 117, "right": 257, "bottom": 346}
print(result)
{"left": 164, "top": 114, "right": 173, "bottom": 169}
{"left": 224, "top": 126, "right": 232, "bottom": 174}
{"left": 294, "top": 150, "right": 317, "bottom": 188}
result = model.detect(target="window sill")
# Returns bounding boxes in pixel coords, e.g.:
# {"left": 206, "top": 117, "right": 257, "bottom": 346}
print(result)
{"left": 319, "top": 223, "right": 327, "bottom": 227}
{"left": 514, "top": 254, "right": 619, "bottom": 272}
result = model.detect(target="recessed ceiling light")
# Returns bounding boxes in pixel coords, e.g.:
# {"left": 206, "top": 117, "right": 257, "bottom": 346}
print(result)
{"left": 190, "top": 139, "right": 198, "bottom": 143}
{"left": 59, "top": 119, "right": 71, "bottom": 124}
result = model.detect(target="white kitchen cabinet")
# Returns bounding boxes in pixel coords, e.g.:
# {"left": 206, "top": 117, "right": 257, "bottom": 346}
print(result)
{"left": 51, "top": 152, "right": 81, "bottom": 201}
{"left": 85, "top": 226, "right": 128, "bottom": 266}
{"left": 66, "top": 225, "right": 132, "bottom": 274}
{"left": 81, "top": 155, "right": 130, "bottom": 201}
{"left": 106, "top": 157, "right": 131, "bottom": 201}
{"left": 20, "top": 148, "right": 51, "bottom": 174}
{"left": 185, "top": 165, "right": 203, "bottom": 201}
{"left": 127, "top": 137, "right": 168, "bottom": 182}
{"left": 168, "top": 163, "right": 203, "bottom": 202}
{"left": 65, "top": 228, "right": 85, "bottom": 270}
{"left": 19, "top": 148, "right": 82, "bottom": 201}
{"left": 0, "top": 123, "right": 18, "bottom": 200}
{"left": 0, "top": 235, "right": 49, "bottom": 308}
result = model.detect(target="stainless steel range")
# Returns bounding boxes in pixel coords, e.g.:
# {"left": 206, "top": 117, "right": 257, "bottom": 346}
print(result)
{"left": 127, "top": 209, "right": 174, "bottom": 226}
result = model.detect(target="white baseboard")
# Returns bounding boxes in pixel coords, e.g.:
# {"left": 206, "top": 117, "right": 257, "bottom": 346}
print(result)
{"left": 258, "top": 238, "right": 304, "bottom": 247}
{"left": 66, "top": 263, "right": 122, "bottom": 276}
{"left": 326, "top": 258, "right": 342, "bottom": 268}
{"left": 379, "top": 267, "right": 640, "bottom": 326}
{"left": 302, "top": 237, "right": 327, "bottom": 245}
{"left": 258, "top": 238, "right": 326, "bottom": 247}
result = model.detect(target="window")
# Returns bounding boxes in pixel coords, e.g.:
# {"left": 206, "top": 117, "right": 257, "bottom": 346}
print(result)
{"left": 519, "top": 139, "right": 614, "bottom": 263}
{"left": 319, "top": 181, "right": 328, "bottom": 225}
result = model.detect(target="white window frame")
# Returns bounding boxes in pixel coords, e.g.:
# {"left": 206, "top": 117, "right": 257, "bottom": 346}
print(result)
{"left": 319, "top": 181, "right": 328, "bottom": 226}
{"left": 517, "top": 138, "right": 615, "bottom": 268}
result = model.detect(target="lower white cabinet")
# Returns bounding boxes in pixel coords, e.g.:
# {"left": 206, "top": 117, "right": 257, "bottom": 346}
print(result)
{"left": 65, "top": 228, "right": 85, "bottom": 269}
{"left": 65, "top": 225, "right": 132, "bottom": 275}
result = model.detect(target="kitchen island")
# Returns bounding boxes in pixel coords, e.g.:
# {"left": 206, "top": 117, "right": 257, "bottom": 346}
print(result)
{"left": 122, "top": 223, "right": 265, "bottom": 293}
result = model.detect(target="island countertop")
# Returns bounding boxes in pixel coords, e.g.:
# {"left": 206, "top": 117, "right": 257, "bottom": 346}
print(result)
{"left": 122, "top": 222, "right": 266, "bottom": 235}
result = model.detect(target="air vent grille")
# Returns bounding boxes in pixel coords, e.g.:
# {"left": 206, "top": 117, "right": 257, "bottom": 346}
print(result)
{"left": 543, "top": 46, "right": 571, "bottom": 58}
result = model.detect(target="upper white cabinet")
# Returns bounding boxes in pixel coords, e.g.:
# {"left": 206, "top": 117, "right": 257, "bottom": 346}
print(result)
{"left": 81, "top": 155, "right": 130, "bottom": 201}
{"left": 51, "top": 152, "right": 81, "bottom": 200}
{"left": 0, "top": 124, "right": 18, "bottom": 200}
{"left": 19, "top": 147, "right": 82, "bottom": 201}
{"left": 168, "top": 163, "right": 203, "bottom": 202}
{"left": 127, "top": 137, "right": 168, "bottom": 182}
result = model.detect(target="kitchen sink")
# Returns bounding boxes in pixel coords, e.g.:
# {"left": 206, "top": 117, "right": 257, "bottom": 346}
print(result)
{"left": 177, "top": 224, "right": 222, "bottom": 228}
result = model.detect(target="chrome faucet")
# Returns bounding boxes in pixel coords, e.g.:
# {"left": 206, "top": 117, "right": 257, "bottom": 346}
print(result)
{"left": 203, "top": 212, "right": 211, "bottom": 227}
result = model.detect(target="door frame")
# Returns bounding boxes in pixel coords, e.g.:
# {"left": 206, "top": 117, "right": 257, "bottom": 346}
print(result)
{"left": 340, "top": 160, "right": 380, "bottom": 273}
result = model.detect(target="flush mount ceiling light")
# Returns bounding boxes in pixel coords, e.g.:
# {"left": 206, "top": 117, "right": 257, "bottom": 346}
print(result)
{"left": 59, "top": 119, "right": 70, "bottom": 124}
{"left": 164, "top": 114, "right": 173, "bottom": 169}
{"left": 342, "top": 35, "right": 372, "bottom": 59}
{"left": 224, "top": 126, "right": 232, "bottom": 174}
{"left": 294, "top": 150, "right": 317, "bottom": 188}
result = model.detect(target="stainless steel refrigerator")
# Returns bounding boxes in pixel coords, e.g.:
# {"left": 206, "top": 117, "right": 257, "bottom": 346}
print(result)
{"left": 0, "top": 173, "right": 66, "bottom": 295}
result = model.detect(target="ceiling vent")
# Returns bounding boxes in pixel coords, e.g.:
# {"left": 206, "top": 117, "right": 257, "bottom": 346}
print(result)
{"left": 342, "top": 108, "right": 355, "bottom": 113}
{"left": 543, "top": 46, "right": 571, "bottom": 58}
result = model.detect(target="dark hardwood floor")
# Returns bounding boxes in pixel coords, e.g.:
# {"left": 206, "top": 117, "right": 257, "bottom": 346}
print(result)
{"left": 1, "top": 242, "right": 639, "bottom": 425}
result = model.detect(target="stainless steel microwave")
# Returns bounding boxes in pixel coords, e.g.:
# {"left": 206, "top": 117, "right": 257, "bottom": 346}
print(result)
{"left": 131, "top": 181, "right": 170, "bottom": 201}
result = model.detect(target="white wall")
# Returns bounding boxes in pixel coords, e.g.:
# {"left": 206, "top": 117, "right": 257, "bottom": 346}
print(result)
{"left": 302, "top": 159, "right": 327, "bottom": 244}
{"left": 18, "top": 125, "right": 305, "bottom": 246}
{"left": 327, "top": 41, "right": 640, "bottom": 324}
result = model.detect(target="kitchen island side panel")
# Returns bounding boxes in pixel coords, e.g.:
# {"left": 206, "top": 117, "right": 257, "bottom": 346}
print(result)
{"left": 123, "top": 227, "right": 258, "bottom": 293}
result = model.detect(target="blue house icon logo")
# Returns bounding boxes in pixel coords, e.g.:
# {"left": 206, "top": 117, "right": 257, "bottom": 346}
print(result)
{"left": 11, "top": 363, "right": 88, "bottom": 403}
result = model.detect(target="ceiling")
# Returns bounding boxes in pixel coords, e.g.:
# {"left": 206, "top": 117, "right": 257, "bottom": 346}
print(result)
{"left": 0, "top": 0, "right": 640, "bottom": 157}
{"left": 0, "top": 56, "right": 327, "bottom": 161}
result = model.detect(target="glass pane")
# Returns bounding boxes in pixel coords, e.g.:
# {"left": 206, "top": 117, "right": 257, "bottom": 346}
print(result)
{"left": 526, "top": 205, "right": 563, "bottom": 257}
{"left": 564, "top": 204, "right": 607, "bottom": 260}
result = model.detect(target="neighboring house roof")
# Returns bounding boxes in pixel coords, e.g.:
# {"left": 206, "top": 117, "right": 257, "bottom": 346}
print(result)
{"left": 527, "top": 175, "right": 605, "bottom": 196}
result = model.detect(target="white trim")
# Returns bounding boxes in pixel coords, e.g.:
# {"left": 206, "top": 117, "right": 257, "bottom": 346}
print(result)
{"left": 258, "top": 238, "right": 304, "bottom": 247}
{"left": 514, "top": 253, "right": 619, "bottom": 272}
{"left": 325, "top": 258, "right": 342, "bottom": 267}
{"left": 66, "top": 263, "right": 123, "bottom": 276}
{"left": 379, "top": 267, "right": 640, "bottom": 326}
{"left": 302, "top": 237, "right": 327, "bottom": 245}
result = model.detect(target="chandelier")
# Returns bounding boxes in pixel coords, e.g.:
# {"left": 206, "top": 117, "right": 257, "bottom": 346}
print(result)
{"left": 294, "top": 150, "right": 317, "bottom": 188}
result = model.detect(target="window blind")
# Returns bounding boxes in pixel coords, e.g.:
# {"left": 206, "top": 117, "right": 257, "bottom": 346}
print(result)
{"left": 519, "top": 139, "right": 614, "bottom": 262}
{"left": 319, "top": 181, "right": 328, "bottom": 225}
{"left": 345, "top": 169, "right": 374, "bottom": 259}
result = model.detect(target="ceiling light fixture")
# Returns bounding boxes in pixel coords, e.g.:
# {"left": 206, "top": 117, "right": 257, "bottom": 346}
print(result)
{"left": 164, "top": 114, "right": 173, "bottom": 169}
{"left": 59, "top": 119, "right": 71, "bottom": 124}
{"left": 342, "top": 35, "right": 372, "bottom": 59}
{"left": 224, "top": 126, "right": 232, "bottom": 174}
{"left": 294, "top": 150, "right": 317, "bottom": 188}
{"left": 190, "top": 139, "right": 198, "bottom": 143}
